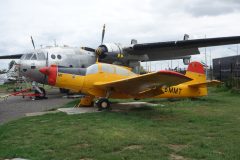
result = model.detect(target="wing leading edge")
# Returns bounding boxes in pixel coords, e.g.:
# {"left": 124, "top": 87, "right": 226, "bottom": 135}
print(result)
{"left": 0, "top": 54, "right": 23, "bottom": 59}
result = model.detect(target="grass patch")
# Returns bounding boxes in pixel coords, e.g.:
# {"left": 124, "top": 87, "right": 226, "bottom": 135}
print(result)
{"left": 0, "top": 88, "right": 240, "bottom": 160}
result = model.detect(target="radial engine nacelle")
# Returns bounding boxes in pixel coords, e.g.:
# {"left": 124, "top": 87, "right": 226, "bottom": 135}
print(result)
{"left": 96, "top": 43, "right": 128, "bottom": 60}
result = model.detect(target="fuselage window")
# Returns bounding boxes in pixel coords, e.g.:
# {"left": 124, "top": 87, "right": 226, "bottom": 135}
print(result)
{"left": 86, "top": 64, "right": 98, "bottom": 75}
{"left": 25, "top": 54, "right": 33, "bottom": 60}
{"left": 57, "top": 55, "right": 62, "bottom": 59}
{"left": 101, "top": 64, "right": 115, "bottom": 73}
{"left": 31, "top": 54, "right": 37, "bottom": 60}
{"left": 51, "top": 54, "right": 56, "bottom": 59}
{"left": 37, "top": 52, "right": 46, "bottom": 60}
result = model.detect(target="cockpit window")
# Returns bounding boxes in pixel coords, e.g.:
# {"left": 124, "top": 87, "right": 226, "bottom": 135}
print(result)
{"left": 86, "top": 64, "right": 99, "bottom": 75}
{"left": 25, "top": 54, "right": 33, "bottom": 60}
{"left": 116, "top": 67, "right": 136, "bottom": 76}
{"left": 20, "top": 54, "right": 26, "bottom": 60}
{"left": 31, "top": 54, "right": 37, "bottom": 60}
{"left": 102, "top": 64, "right": 115, "bottom": 73}
{"left": 37, "top": 52, "right": 46, "bottom": 60}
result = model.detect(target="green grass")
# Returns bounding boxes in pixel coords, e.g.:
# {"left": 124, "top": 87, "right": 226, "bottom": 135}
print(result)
{"left": 0, "top": 88, "right": 240, "bottom": 160}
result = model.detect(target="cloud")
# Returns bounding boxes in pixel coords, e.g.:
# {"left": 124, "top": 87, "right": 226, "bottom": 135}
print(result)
{"left": 0, "top": 0, "right": 240, "bottom": 69}
{"left": 184, "top": 0, "right": 240, "bottom": 17}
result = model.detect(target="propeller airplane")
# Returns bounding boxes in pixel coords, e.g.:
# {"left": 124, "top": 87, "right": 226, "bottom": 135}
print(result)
{"left": 39, "top": 61, "right": 220, "bottom": 109}
{"left": 0, "top": 25, "right": 239, "bottom": 95}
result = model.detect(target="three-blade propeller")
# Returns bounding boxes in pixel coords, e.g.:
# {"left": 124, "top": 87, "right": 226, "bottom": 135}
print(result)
{"left": 81, "top": 24, "right": 107, "bottom": 59}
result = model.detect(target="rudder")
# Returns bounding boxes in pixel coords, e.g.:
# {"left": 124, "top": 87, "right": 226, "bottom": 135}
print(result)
{"left": 185, "top": 61, "right": 206, "bottom": 83}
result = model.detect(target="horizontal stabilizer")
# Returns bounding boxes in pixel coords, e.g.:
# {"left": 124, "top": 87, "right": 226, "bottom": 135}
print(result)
{"left": 189, "top": 80, "right": 221, "bottom": 88}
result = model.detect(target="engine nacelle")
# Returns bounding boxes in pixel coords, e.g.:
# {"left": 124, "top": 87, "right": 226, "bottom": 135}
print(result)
{"left": 97, "top": 43, "right": 124, "bottom": 59}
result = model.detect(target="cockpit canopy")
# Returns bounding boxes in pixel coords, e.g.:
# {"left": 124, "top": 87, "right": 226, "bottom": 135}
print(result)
{"left": 86, "top": 63, "right": 136, "bottom": 76}
{"left": 20, "top": 52, "right": 46, "bottom": 60}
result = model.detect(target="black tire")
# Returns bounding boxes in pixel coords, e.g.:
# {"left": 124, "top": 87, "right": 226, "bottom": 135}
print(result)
{"left": 96, "top": 98, "right": 110, "bottom": 110}
{"left": 35, "top": 87, "right": 46, "bottom": 100}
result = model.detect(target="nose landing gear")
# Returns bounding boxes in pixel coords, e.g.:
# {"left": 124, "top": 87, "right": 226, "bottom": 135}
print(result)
{"left": 34, "top": 87, "right": 47, "bottom": 100}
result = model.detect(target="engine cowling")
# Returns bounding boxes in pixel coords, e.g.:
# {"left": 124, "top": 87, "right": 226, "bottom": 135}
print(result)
{"left": 96, "top": 43, "right": 124, "bottom": 59}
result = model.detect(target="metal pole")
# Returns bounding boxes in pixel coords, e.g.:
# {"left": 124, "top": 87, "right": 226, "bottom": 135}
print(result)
{"left": 205, "top": 35, "right": 208, "bottom": 79}
{"left": 237, "top": 44, "right": 239, "bottom": 88}
{"left": 210, "top": 49, "right": 212, "bottom": 80}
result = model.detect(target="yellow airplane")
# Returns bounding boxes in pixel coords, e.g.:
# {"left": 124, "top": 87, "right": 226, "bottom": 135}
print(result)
{"left": 39, "top": 61, "right": 219, "bottom": 110}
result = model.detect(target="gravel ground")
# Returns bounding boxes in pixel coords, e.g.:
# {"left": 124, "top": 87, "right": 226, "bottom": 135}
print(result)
{"left": 0, "top": 89, "right": 73, "bottom": 124}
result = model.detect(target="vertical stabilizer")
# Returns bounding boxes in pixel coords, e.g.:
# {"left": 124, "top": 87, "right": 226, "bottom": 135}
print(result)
{"left": 185, "top": 61, "right": 206, "bottom": 84}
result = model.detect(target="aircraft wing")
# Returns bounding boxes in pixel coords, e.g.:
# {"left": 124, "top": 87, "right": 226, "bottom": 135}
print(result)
{"left": 94, "top": 71, "right": 192, "bottom": 96}
{"left": 0, "top": 54, "right": 23, "bottom": 59}
{"left": 124, "top": 36, "right": 240, "bottom": 61}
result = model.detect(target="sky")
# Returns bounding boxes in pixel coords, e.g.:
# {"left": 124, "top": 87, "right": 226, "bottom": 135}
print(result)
{"left": 0, "top": 0, "right": 240, "bottom": 70}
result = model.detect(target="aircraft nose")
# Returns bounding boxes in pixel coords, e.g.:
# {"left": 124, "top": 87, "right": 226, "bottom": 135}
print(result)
{"left": 39, "top": 65, "right": 57, "bottom": 86}
{"left": 39, "top": 67, "right": 49, "bottom": 75}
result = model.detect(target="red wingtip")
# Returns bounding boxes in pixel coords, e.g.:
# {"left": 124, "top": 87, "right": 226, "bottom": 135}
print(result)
{"left": 158, "top": 70, "right": 192, "bottom": 80}
{"left": 187, "top": 61, "right": 205, "bottom": 74}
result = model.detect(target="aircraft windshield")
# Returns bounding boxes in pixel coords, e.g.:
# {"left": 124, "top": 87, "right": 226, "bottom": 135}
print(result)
{"left": 31, "top": 54, "right": 37, "bottom": 60}
{"left": 101, "top": 63, "right": 136, "bottom": 76}
{"left": 116, "top": 67, "right": 132, "bottom": 76}
{"left": 20, "top": 54, "right": 26, "bottom": 60}
{"left": 37, "top": 52, "right": 46, "bottom": 60}
{"left": 25, "top": 53, "right": 33, "bottom": 60}
{"left": 86, "top": 64, "right": 99, "bottom": 75}
{"left": 101, "top": 64, "right": 115, "bottom": 73}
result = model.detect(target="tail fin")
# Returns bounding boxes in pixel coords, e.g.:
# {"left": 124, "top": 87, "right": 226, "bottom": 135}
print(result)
{"left": 186, "top": 61, "right": 221, "bottom": 88}
{"left": 185, "top": 61, "right": 206, "bottom": 84}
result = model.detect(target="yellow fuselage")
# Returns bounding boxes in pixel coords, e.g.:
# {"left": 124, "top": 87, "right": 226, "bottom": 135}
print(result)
{"left": 55, "top": 70, "right": 208, "bottom": 99}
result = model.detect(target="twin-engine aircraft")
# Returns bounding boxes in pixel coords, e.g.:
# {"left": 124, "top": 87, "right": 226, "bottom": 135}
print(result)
{"left": 39, "top": 61, "right": 219, "bottom": 110}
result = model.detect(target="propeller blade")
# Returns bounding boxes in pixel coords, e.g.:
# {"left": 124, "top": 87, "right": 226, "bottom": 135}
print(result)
{"left": 31, "top": 36, "right": 36, "bottom": 50}
{"left": 101, "top": 24, "right": 106, "bottom": 44}
{"left": 81, "top": 47, "right": 95, "bottom": 52}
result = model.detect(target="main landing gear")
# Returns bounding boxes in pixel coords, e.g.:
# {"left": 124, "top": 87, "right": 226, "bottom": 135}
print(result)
{"left": 95, "top": 98, "right": 110, "bottom": 111}
{"left": 74, "top": 90, "right": 112, "bottom": 111}
{"left": 74, "top": 96, "right": 111, "bottom": 110}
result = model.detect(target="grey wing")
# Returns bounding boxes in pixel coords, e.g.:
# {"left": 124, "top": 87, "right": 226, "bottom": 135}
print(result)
{"left": 0, "top": 54, "right": 23, "bottom": 59}
{"left": 124, "top": 36, "right": 240, "bottom": 61}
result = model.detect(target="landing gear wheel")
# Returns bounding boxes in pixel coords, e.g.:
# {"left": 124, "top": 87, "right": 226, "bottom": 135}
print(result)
{"left": 35, "top": 87, "right": 47, "bottom": 100}
{"left": 96, "top": 98, "right": 110, "bottom": 111}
